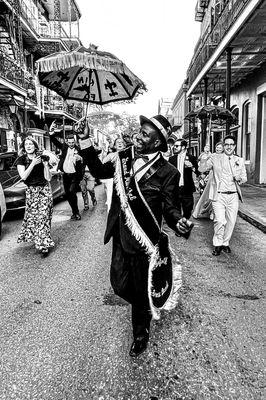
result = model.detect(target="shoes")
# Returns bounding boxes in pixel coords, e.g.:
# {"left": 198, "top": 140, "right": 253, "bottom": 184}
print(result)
{"left": 71, "top": 214, "right": 81, "bottom": 220}
{"left": 222, "top": 245, "right": 231, "bottom": 253}
{"left": 84, "top": 205, "right": 89, "bottom": 211}
{"left": 212, "top": 246, "right": 222, "bottom": 256}
{"left": 92, "top": 199, "right": 97, "bottom": 206}
{"left": 129, "top": 337, "right": 149, "bottom": 357}
{"left": 40, "top": 248, "right": 49, "bottom": 257}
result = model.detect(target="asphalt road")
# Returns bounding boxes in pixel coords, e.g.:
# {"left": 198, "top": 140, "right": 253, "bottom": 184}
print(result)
{"left": 0, "top": 185, "right": 265, "bottom": 400}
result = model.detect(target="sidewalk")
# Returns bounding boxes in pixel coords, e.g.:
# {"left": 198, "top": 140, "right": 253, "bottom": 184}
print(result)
{"left": 239, "top": 184, "right": 266, "bottom": 233}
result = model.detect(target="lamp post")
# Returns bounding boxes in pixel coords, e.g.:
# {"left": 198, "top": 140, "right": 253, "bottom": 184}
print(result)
{"left": 187, "top": 96, "right": 192, "bottom": 151}
{"left": 62, "top": 115, "right": 65, "bottom": 140}
{"left": 8, "top": 96, "right": 19, "bottom": 151}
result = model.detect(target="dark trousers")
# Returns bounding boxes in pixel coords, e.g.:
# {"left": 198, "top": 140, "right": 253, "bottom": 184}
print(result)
{"left": 63, "top": 173, "right": 79, "bottom": 215}
{"left": 178, "top": 187, "right": 194, "bottom": 219}
{"left": 110, "top": 234, "right": 152, "bottom": 340}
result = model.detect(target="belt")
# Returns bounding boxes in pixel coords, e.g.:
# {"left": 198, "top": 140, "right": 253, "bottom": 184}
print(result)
{"left": 218, "top": 191, "right": 237, "bottom": 194}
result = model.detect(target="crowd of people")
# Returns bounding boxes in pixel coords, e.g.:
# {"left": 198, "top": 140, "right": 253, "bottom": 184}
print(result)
{"left": 14, "top": 114, "right": 247, "bottom": 357}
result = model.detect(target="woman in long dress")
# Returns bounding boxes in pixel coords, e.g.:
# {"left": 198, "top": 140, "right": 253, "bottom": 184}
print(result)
{"left": 16, "top": 137, "right": 54, "bottom": 255}
{"left": 197, "top": 144, "right": 212, "bottom": 195}
{"left": 193, "top": 142, "right": 224, "bottom": 219}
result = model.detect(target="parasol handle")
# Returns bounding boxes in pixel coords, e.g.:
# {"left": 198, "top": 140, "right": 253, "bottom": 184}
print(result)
{"left": 85, "top": 101, "right": 90, "bottom": 118}
{"left": 206, "top": 114, "right": 212, "bottom": 147}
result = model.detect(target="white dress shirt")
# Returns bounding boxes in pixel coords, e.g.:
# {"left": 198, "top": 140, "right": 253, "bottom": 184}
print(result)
{"left": 63, "top": 147, "right": 76, "bottom": 173}
{"left": 133, "top": 152, "right": 160, "bottom": 182}
{"left": 176, "top": 150, "right": 187, "bottom": 187}
{"left": 219, "top": 154, "right": 237, "bottom": 192}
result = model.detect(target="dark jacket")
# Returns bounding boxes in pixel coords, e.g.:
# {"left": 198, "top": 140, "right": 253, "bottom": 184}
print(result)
{"left": 81, "top": 146, "right": 182, "bottom": 253}
{"left": 50, "top": 135, "right": 83, "bottom": 181}
{"left": 169, "top": 153, "right": 199, "bottom": 194}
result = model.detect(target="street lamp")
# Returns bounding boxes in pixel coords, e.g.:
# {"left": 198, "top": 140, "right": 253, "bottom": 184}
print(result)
{"left": 8, "top": 97, "right": 19, "bottom": 114}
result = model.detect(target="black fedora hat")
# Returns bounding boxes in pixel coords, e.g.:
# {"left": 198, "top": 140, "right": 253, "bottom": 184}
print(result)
{"left": 139, "top": 115, "right": 172, "bottom": 152}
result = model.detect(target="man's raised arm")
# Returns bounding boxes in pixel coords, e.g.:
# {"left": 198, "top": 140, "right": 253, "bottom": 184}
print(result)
{"left": 77, "top": 120, "right": 114, "bottom": 180}
{"left": 48, "top": 120, "right": 63, "bottom": 150}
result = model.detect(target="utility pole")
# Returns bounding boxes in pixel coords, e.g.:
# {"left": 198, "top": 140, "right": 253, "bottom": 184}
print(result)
{"left": 63, "top": 115, "right": 65, "bottom": 141}
{"left": 188, "top": 96, "right": 192, "bottom": 151}
{"left": 24, "top": 96, "right": 27, "bottom": 137}
{"left": 226, "top": 47, "right": 232, "bottom": 136}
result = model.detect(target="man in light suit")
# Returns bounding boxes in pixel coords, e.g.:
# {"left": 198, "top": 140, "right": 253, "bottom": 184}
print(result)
{"left": 205, "top": 135, "right": 247, "bottom": 256}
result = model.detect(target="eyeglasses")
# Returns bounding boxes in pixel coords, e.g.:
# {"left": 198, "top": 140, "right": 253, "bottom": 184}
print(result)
{"left": 224, "top": 143, "right": 235, "bottom": 147}
{"left": 173, "top": 144, "right": 181, "bottom": 147}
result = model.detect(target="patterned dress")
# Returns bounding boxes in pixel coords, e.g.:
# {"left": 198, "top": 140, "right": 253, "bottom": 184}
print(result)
{"left": 17, "top": 156, "right": 54, "bottom": 252}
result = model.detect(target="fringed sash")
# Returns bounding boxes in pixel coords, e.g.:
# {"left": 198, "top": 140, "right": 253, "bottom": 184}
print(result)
{"left": 113, "top": 146, "right": 182, "bottom": 320}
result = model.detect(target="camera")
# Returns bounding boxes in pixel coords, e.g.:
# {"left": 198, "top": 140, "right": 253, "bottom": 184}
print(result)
{"left": 36, "top": 151, "right": 50, "bottom": 162}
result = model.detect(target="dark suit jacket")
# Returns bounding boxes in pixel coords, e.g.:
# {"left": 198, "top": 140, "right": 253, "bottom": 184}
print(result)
{"left": 169, "top": 153, "right": 199, "bottom": 195}
{"left": 81, "top": 146, "right": 182, "bottom": 253}
{"left": 50, "top": 135, "right": 83, "bottom": 181}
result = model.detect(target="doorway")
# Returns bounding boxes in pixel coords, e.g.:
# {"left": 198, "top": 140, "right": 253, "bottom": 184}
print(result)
{"left": 257, "top": 94, "right": 266, "bottom": 184}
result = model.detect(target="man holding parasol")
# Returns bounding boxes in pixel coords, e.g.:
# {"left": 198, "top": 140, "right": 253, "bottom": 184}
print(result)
{"left": 37, "top": 45, "right": 193, "bottom": 357}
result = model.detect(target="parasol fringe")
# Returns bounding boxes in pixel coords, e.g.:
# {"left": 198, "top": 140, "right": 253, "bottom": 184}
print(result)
{"left": 113, "top": 155, "right": 182, "bottom": 320}
{"left": 37, "top": 52, "right": 134, "bottom": 77}
{"left": 160, "top": 243, "right": 182, "bottom": 312}
{"left": 113, "top": 155, "right": 160, "bottom": 319}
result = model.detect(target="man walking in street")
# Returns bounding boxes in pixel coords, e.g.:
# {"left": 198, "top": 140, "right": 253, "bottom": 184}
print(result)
{"left": 205, "top": 135, "right": 247, "bottom": 256}
{"left": 49, "top": 122, "right": 83, "bottom": 220}
{"left": 77, "top": 115, "right": 193, "bottom": 357}
{"left": 169, "top": 139, "right": 199, "bottom": 219}
{"left": 80, "top": 165, "right": 97, "bottom": 210}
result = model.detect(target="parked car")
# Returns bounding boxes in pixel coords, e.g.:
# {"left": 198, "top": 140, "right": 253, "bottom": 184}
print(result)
{"left": 0, "top": 151, "right": 65, "bottom": 212}
{"left": 0, "top": 182, "right": 6, "bottom": 239}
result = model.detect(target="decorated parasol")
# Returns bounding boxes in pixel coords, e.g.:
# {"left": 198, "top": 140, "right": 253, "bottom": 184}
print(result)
{"left": 185, "top": 105, "right": 236, "bottom": 145}
{"left": 36, "top": 44, "right": 146, "bottom": 108}
{"left": 185, "top": 105, "right": 236, "bottom": 122}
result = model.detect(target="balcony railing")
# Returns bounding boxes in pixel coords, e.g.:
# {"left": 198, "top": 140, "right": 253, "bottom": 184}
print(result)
{"left": 188, "top": 0, "right": 252, "bottom": 87}
{"left": 20, "top": 0, "right": 75, "bottom": 38}
{"left": 44, "top": 95, "right": 83, "bottom": 120}
{"left": 0, "top": 49, "right": 25, "bottom": 88}
{"left": 20, "top": 0, "right": 39, "bottom": 34}
{"left": 0, "top": 49, "right": 38, "bottom": 102}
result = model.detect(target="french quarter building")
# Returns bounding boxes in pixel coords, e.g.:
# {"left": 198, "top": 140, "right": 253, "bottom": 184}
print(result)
{"left": 172, "top": 0, "right": 266, "bottom": 184}
{"left": 0, "top": 0, "right": 83, "bottom": 155}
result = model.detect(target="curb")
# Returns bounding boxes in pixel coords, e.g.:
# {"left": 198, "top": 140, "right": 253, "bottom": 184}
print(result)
{"left": 238, "top": 210, "right": 266, "bottom": 234}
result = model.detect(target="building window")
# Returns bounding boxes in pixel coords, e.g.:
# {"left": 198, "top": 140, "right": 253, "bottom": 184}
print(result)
{"left": 230, "top": 106, "right": 239, "bottom": 138}
{"left": 242, "top": 102, "right": 251, "bottom": 161}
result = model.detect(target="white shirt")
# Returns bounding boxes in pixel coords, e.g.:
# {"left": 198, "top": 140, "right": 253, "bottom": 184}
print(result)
{"left": 219, "top": 154, "right": 237, "bottom": 192}
{"left": 63, "top": 147, "right": 76, "bottom": 173}
{"left": 176, "top": 150, "right": 187, "bottom": 187}
{"left": 133, "top": 152, "right": 160, "bottom": 182}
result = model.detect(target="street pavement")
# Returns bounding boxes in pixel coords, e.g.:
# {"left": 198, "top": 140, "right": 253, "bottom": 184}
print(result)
{"left": 0, "top": 185, "right": 265, "bottom": 400}
{"left": 239, "top": 184, "right": 266, "bottom": 233}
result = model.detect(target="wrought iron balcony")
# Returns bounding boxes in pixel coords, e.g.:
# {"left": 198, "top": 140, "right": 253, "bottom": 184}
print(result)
{"left": 188, "top": 0, "right": 252, "bottom": 87}
{"left": 0, "top": 49, "right": 38, "bottom": 102}
{"left": 19, "top": 0, "right": 76, "bottom": 39}
{"left": 199, "top": 0, "right": 210, "bottom": 7}
{"left": 44, "top": 94, "right": 83, "bottom": 120}
{"left": 0, "top": 48, "right": 25, "bottom": 88}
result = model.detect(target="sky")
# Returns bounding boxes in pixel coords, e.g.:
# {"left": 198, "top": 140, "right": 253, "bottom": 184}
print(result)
{"left": 77, "top": 0, "right": 200, "bottom": 117}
